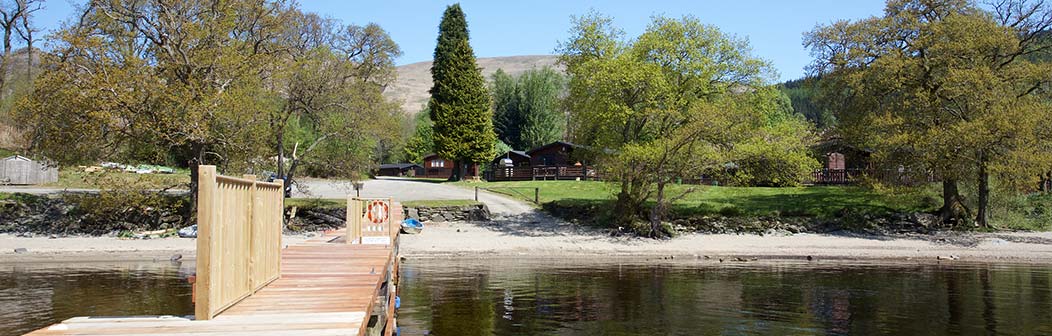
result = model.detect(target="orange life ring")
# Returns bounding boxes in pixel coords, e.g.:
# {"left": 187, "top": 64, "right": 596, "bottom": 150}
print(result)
{"left": 366, "top": 200, "right": 389, "bottom": 224}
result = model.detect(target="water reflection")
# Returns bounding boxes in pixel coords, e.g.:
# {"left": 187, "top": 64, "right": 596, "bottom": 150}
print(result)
{"left": 397, "top": 259, "right": 1052, "bottom": 336}
{"left": 0, "top": 262, "right": 193, "bottom": 335}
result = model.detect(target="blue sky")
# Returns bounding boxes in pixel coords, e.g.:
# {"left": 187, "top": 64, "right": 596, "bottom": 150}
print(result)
{"left": 33, "top": 1, "right": 887, "bottom": 81}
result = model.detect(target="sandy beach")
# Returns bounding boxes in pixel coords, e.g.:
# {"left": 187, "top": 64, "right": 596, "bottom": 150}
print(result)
{"left": 3, "top": 220, "right": 1052, "bottom": 263}
{"left": 0, "top": 234, "right": 312, "bottom": 263}
{"left": 396, "top": 220, "right": 1052, "bottom": 263}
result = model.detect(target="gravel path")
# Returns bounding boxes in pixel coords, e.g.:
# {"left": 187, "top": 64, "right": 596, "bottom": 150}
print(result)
{"left": 293, "top": 177, "right": 534, "bottom": 215}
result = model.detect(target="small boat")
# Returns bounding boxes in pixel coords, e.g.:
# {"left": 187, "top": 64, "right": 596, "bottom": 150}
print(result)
{"left": 400, "top": 218, "right": 423, "bottom": 234}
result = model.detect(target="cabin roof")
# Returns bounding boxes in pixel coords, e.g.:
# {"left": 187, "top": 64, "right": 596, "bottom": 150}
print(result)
{"left": 526, "top": 141, "right": 580, "bottom": 155}
{"left": 379, "top": 163, "right": 422, "bottom": 170}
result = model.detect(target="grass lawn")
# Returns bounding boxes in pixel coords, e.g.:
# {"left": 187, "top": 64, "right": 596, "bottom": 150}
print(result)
{"left": 402, "top": 199, "right": 480, "bottom": 208}
{"left": 45, "top": 168, "right": 190, "bottom": 190}
{"left": 285, "top": 198, "right": 345, "bottom": 209}
{"left": 454, "top": 180, "right": 940, "bottom": 218}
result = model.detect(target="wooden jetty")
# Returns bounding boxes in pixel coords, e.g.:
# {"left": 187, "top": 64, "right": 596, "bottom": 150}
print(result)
{"left": 26, "top": 166, "right": 402, "bottom": 336}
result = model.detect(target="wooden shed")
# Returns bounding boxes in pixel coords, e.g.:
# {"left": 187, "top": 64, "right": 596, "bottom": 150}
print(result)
{"left": 0, "top": 155, "right": 58, "bottom": 185}
{"left": 375, "top": 163, "right": 423, "bottom": 177}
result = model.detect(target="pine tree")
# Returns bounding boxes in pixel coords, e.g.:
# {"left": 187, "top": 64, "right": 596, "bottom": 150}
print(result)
{"left": 428, "top": 4, "right": 496, "bottom": 181}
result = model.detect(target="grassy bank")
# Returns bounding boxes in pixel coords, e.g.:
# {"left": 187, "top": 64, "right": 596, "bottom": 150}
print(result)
{"left": 44, "top": 168, "right": 189, "bottom": 190}
{"left": 457, "top": 180, "right": 939, "bottom": 218}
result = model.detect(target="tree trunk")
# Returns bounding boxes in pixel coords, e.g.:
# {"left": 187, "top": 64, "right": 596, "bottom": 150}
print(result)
{"left": 614, "top": 173, "right": 644, "bottom": 229}
{"left": 188, "top": 142, "right": 205, "bottom": 222}
{"left": 976, "top": 161, "right": 990, "bottom": 228}
{"left": 0, "top": 22, "right": 11, "bottom": 98}
{"left": 648, "top": 181, "right": 668, "bottom": 238}
{"left": 448, "top": 159, "right": 462, "bottom": 181}
{"left": 939, "top": 178, "right": 968, "bottom": 225}
{"left": 285, "top": 158, "right": 299, "bottom": 198}
{"left": 276, "top": 131, "right": 285, "bottom": 182}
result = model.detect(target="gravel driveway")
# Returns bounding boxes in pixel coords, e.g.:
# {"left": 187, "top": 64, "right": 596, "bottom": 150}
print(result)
{"left": 293, "top": 177, "right": 533, "bottom": 215}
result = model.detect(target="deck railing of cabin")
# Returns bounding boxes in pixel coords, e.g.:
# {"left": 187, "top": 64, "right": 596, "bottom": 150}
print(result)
{"left": 488, "top": 164, "right": 598, "bottom": 181}
{"left": 195, "top": 165, "right": 284, "bottom": 320}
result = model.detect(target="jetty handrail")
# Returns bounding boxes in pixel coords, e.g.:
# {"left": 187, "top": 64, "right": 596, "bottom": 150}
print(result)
{"left": 346, "top": 197, "right": 395, "bottom": 245}
{"left": 195, "top": 165, "right": 284, "bottom": 320}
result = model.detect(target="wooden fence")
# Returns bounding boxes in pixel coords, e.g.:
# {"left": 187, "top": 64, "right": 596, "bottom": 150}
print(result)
{"left": 347, "top": 197, "right": 396, "bottom": 245}
{"left": 195, "top": 165, "right": 284, "bottom": 320}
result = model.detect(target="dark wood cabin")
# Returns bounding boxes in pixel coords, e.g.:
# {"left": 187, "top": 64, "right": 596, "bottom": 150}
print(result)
{"left": 527, "top": 141, "right": 581, "bottom": 166}
{"left": 421, "top": 154, "right": 453, "bottom": 179}
{"left": 421, "top": 154, "right": 481, "bottom": 179}
{"left": 375, "top": 163, "right": 422, "bottom": 177}
{"left": 486, "top": 142, "right": 598, "bottom": 181}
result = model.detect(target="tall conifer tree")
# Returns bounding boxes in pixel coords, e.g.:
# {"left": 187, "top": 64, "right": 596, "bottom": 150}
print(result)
{"left": 428, "top": 4, "right": 495, "bottom": 181}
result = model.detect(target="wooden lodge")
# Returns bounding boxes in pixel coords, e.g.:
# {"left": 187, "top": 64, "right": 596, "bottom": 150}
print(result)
{"left": 421, "top": 153, "right": 453, "bottom": 178}
{"left": 487, "top": 141, "right": 598, "bottom": 181}
{"left": 420, "top": 153, "right": 480, "bottom": 179}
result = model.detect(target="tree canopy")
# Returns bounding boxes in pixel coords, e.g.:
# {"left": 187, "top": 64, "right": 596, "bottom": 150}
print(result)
{"left": 560, "top": 13, "right": 816, "bottom": 236}
{"left": 806, "top": 0, "right": 1052, "bottom": 227}
{"left": 428, "top": 4, "right": 496, "bottom": 180}
{"left": 17, "top": 0, "right": 404, "bottom": 202}
{"left": 490, "top": 67, "right": 566, "bottom": 150}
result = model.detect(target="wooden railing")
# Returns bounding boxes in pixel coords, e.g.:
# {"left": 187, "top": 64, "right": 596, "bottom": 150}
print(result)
{"left": 195, "top": 165, "right": 284, "bottom": 320}
{"left": 346, "top": 197, "right": 396, "bottom": 245}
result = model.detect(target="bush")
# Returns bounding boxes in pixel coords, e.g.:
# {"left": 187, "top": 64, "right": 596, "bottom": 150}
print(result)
{"left": 989, "top": 192, "right": 1052, "bottom": 231}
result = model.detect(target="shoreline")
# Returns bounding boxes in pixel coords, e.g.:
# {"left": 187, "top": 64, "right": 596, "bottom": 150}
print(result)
{"left": 399, "top": 222, "right": 1052, "bottom": 264}
{"left": 3, "top": 223, "right": 1052, "bottom": 264}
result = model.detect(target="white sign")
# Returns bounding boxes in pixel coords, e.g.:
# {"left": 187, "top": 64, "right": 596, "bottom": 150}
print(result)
{"left": 361, "top": 236, "right": 392, "bottom": 245}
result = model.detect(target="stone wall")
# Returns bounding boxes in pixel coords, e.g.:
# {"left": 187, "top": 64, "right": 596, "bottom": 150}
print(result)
{"left": 404, "top": 204, "right": 490, "bottom": 223}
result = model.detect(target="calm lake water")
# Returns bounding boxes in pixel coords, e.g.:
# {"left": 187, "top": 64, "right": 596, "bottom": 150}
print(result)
{"left": 0, "top": 261, "right": 193, "bottom": 336}
{"left": 397, "top": 259, "right": 1052, "bottom": 336}
{"left": 1, "top": 259, "right": 1051, "bottom": 336}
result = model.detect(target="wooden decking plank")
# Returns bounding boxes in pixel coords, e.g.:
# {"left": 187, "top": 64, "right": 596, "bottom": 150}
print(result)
{"left": 28, "top": 222, "right": 399, "bottom": 336}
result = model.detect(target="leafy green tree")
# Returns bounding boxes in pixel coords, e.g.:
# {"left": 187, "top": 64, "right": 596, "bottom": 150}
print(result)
{"left": 560, "top": 13, "right": 801, "bottom": 236}
{"left": 778, "top": 77, "right": 836, "bottom": 129}
{"left": 18, "top": 0, "right": 292, "bottom": 205}
{"left": 403, "top": 108, "right": 435, "bottom": 163}
{"left": 806, "top": 0, "right": 1052, "bottom": 227}
{"left": 490, "top": 67, "right": 566, "bottom": 150}
{"left": 267, "top": 11, "right": 402, "bottom": 191}
{"left": 490, "top": 69, "right": 520, "bottom": 148}
{"left": 429, "top": 4, "right": 496, "bottom": 181}
{"left": 726, "top": 88, "right": 819, "bottom": 187}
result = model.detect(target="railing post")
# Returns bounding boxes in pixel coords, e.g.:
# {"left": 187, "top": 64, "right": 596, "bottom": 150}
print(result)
{"left": 535, "top": 188, "right": 539, "bottom": 204}
{"left": 347, "top": 196, "right": 361, "bottom": 244}
{"left": 273, "top": 178, "right": 284, "bottom": 276}
{"left": 195, "top": 165, "right": 217, "bottom": 321}
{"left": 475, "top": 186, "right": 478, "bottom": 202}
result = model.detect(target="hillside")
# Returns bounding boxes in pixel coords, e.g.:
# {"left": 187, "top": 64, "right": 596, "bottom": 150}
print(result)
{"left": 385, "top": 55, "right": 561, "bottom": 114}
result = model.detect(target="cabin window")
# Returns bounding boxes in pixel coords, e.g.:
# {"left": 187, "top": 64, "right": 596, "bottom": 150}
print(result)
{"left": 430, "top": 160, "right": 444, "bottom": 168}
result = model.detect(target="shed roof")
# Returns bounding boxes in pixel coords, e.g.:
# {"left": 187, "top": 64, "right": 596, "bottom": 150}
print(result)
{"left": 1, "top": 155, "right": 32, "bottom": 162}
{"left": 379, "top": 163, "right": 423, "bottom": 170}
